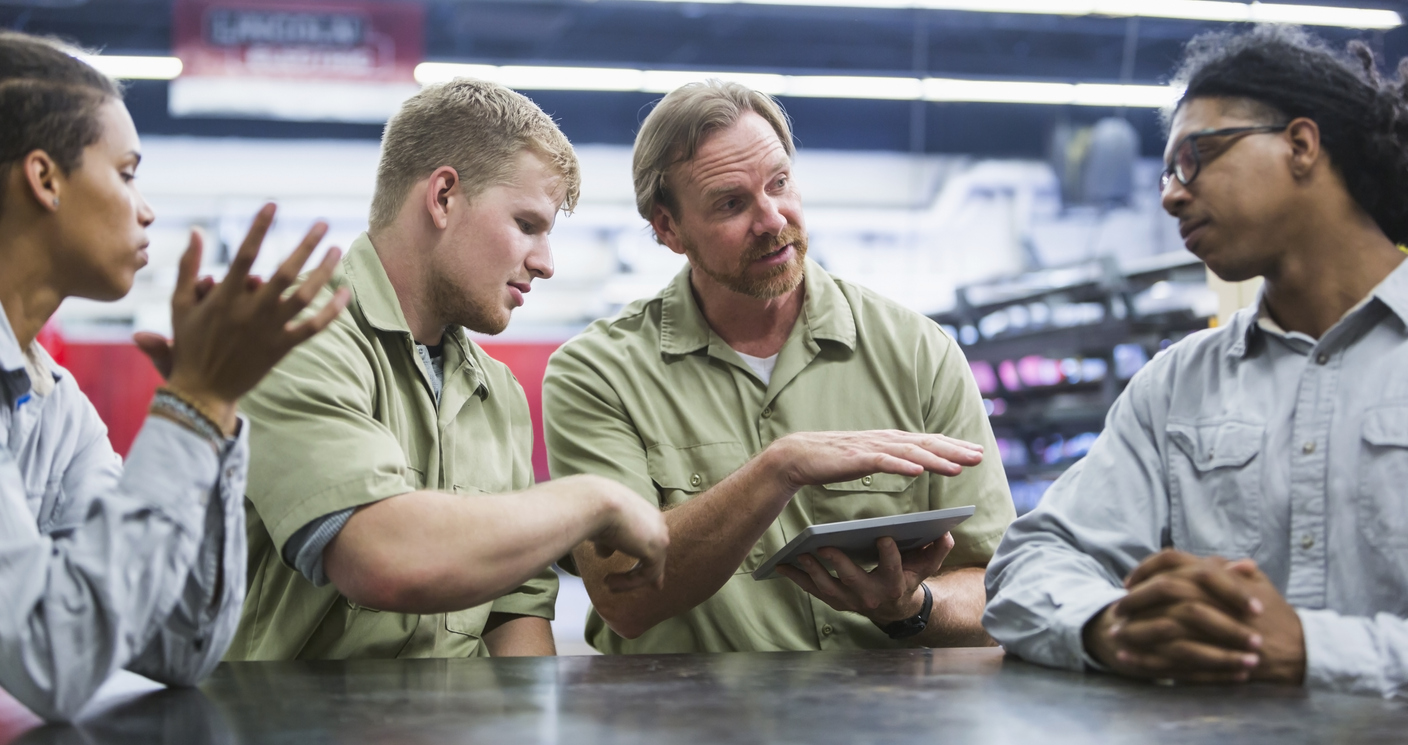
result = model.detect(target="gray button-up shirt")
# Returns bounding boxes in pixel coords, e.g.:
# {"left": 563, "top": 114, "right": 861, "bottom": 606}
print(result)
{"left": 985, "top": 259, "right": 1408, "bottom": 698}
{"left": 0, "top": 305, "right": 247, "bottom": 722}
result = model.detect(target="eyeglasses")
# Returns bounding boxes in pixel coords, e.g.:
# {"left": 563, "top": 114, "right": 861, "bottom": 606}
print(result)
{"left": 1159, "top": 124, "right": 1289, "bottom": 193}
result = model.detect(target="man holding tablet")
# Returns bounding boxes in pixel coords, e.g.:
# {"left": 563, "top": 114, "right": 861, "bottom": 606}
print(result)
{"left": 543, "top": 81, "right": 1015, "bottom": 654}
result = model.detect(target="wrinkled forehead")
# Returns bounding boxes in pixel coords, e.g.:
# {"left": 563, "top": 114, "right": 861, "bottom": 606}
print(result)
{"left": 676, "top": 114, "right": 791, "bottom": 193}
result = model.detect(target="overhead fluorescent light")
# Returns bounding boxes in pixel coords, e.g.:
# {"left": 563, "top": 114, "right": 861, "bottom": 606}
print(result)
{"left": 613, "top": 0, "right": 1402, "bottom": 29}
{"left": 416, "top": 62, "right": 1180, "bottom": 108}
{"left": 79, "top": 55, "right": 184, "bottom": 80}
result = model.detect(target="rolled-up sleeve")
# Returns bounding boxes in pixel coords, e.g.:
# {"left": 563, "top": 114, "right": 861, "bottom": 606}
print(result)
{"left": 1298, "top": 608, "right": 1408, "bottom": 698}
{"left": 983, "top": 367, "right": 1171, "bottom": 671}
{"left": 0, "top": 411, "right": 239, "bottom": 722}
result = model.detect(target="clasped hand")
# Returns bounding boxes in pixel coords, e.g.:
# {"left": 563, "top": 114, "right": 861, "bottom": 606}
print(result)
{"left": 1084, "top": 549, "right": 1306, "bottom": 685}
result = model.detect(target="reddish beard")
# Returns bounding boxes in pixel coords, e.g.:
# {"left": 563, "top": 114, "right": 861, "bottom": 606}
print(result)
{"left": 685, "top": 224, "right": 809, "bottom": 300}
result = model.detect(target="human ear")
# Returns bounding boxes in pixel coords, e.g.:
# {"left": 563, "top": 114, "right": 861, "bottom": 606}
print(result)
{"left": 1285, "top": 117, "right": 1322, "bottom": 180}
{"left": 650, "top": 204, "right": 686, "bottom": 256}
{"left": 423, "top": 165, "right": 460, "bottom": 230}
{"left": 21, "top": 150, "right": 61, "bottom": 212}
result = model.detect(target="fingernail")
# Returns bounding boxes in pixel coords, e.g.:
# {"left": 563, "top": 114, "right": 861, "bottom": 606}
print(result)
{"left": 1249, "top": 598, "right": 1265, "bottom": 614}
{"left": 1248, "top": 634, "right": 1263, "bottom": 650}
{"left": 1116, "top": 650, "right": 1129, "bottom": 662}
{"left": 1242, "top": 654, "right": 1259, "bottom": 667}
{"left": 1109, "top": 624, "right": 1122, "bottom": 636}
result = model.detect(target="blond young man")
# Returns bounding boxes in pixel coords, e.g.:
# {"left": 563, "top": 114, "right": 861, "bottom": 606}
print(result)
{"left": 227, "top": 80, "right": 668, "bottom": 661}
{"left": 544, "top": 82, "right": 1015, "bottom": 654}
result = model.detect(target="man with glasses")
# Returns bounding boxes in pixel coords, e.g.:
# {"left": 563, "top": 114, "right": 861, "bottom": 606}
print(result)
{"left": 984, "top": 25, "right": 1408, "bottom": 697}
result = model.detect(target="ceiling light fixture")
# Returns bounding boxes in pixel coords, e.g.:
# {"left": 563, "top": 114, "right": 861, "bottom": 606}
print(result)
{"left": 79, "top": 55, "right": 184, "bottom": 80}
{"left": 611, "top": 0, "right": 1401, "bottom": 29}
{"left": 415, "top": 62, "right": 1180, "bottom": 107}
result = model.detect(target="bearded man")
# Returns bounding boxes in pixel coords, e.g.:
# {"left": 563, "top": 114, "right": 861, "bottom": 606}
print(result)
{"left": 542, "top": 81, "right": 1015, "bottom": 654}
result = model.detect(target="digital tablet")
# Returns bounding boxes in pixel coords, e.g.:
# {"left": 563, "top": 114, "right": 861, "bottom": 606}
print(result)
{"left": 751, "top": 505, "right": 976, "bottom": 581}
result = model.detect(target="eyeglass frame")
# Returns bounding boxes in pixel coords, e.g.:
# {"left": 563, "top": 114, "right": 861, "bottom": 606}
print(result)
{"left": 1159, "top": 124, "right": 1290, "bottom": 193}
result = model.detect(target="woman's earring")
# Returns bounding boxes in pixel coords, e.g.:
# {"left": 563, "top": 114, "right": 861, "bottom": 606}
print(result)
{"left": 51, "top": 198, "right": 59, "bottom": 208}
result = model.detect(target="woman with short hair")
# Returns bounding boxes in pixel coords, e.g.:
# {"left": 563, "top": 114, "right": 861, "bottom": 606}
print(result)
{"left": 0, "top": 30, "right": 348, "bottom": 721}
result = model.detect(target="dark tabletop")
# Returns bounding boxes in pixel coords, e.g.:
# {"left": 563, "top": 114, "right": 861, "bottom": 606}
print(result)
{"left": 5, "top": 648, "right": 1408, "bottom": 744}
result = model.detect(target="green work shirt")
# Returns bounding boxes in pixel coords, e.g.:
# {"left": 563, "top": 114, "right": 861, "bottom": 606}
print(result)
{"left": 544, "top": 258, "right": 1015, "bottom": 654}
{"left": 226, "top": 232, "right": 557, "bottom": 661}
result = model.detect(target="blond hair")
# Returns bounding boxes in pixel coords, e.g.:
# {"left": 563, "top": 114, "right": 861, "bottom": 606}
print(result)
{"left": 631, "top": 80, "right": 794, "bottom": 223}
{"left": 369, "top": 78, "right": 580, "bottom": 230}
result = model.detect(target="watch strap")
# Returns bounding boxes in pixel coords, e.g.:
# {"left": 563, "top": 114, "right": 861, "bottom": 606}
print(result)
{"left": 880, "top": 582, "right": 932, "bottom": 640}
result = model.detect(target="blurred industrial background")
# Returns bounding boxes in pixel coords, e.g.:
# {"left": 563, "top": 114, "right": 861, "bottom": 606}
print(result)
{"left": 7, "top": 0, "right": 1403, "bottom": 652}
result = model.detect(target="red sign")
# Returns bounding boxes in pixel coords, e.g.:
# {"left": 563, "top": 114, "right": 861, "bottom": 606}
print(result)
{"left": 173, "top": 0, "right": 424, "bottom": 82}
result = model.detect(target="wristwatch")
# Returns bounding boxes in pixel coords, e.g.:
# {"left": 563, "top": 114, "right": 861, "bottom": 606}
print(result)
{"left": 878, "top": 582, "right": 933, "bottom": 640}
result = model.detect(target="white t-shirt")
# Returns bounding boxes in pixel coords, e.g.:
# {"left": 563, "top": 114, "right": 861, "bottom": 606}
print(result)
{"left": 735, "top": 350, "right": 779, "bottom": 386}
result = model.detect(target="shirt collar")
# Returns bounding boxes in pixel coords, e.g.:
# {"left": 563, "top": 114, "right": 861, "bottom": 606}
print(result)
{"left": 1228, "top": 258, "right": 1408, "bottom": 358}
{"left": 345, "top": 232, "right": 484, "bottom": 394}
{"left": 0, "top": 301, "right": 34, "bottom": 405}
{"left": 658, "top": 256, "right": 857, "bottom": 356}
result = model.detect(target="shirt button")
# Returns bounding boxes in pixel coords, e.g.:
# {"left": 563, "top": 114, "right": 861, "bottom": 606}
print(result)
{"left": 1316, "top": 353, "right": 1330, "bottom": 365}
{"left": 761, "top": 406, "right": 773, "bottom": 419}
{"left": 1301, "top": 534, "right": 1315, "bottom": 550}
{"left": 861, "top": 475, "right": 873, "bottom": 486}
{"left": 690, "top": 473, "right": 702, "bottom": 488}
{"left": 1302, "top": 441, "right": 1316, "bottom": 454}
{"left": 821, "top": 624, "right": 833, "bottom": 636}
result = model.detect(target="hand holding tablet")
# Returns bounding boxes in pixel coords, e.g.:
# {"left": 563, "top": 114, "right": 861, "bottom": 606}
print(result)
{"left": 752, "top": 505, "right": 975, "bottom": 581}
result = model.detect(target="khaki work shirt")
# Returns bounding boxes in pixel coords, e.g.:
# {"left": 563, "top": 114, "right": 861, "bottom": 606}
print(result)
{"left": 544, "top": 258, "right": 1014, "bottom": 654}
{"left": 227, "top": 233, "right": 556, "bottom": 661}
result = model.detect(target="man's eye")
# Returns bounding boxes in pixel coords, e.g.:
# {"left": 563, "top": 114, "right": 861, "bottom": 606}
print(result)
{"left": 517, "top": 219, "right": 533, "bottom": 233}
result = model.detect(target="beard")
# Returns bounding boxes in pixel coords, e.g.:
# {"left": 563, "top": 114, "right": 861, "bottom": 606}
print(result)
{"left": 428, "top": 270, "right": 509, "bottom": 336}
{"left": 683, "top": 223, "right": 809, "bottom": 300}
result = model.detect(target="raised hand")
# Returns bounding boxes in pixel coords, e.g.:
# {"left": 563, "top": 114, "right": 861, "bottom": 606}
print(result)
{"left": 766, "top": 430, "right": 984, "bottom": 493}
{"left": 133, "top": 203, "right": 351, "bottom": 434}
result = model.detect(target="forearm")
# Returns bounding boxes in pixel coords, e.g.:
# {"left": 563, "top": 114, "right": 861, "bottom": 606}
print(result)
{"left": 579, "top": 450, "right": 795, "bottom": 639}
{"left": 0, "top": 417, "right": 218, "bottom": 722}
{"left": 483, "top": 613, "right": 556, "bottom": 657}
{"left": 326, "top": 475, "right": 620, "bottom": 615}
{"left": 129, "top": 435, "right": 248, "bottom": 686}
{"left": 910, "top": 567, "right": 995, "bottom": 648}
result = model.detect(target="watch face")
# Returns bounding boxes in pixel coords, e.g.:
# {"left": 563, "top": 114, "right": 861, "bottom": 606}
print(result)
{"left": 883, "top": 617, "right": 927, "bottom": 640}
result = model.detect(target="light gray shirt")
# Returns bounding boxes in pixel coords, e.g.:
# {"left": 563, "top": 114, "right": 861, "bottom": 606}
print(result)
{"left": 985, "top": 259, "right": 1408, "bottom": 698}
{"left": 0, "top": 305, "right": 248, "bottom": 722}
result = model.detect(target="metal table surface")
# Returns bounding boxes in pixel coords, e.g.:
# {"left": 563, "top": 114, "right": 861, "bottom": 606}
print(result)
{"left": 4, "top": 648, "right": 1407, "bottom": 744}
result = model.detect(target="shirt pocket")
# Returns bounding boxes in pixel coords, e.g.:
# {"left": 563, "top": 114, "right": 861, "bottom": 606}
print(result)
{"left": 1358, "top": 407, "right": 1408, "bottom": 549}
{"left": 1165, "top": 420, "right": 1264, "bottom": 557}
{"left": 811, "top": 473, "right": 922, "bottom": 526}
{"left": 445, "top": 604, "right": 493, "bottom": 639}
{"left": 645, "top": 442, "right": 774, "bottom": 574}
{"left": 646, "top": 442, "right": 749, "bottom": 507}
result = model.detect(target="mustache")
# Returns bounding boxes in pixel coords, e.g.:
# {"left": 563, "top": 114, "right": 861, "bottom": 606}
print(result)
{"left": 741, "top": 226, "right": 807, "bottom": 263}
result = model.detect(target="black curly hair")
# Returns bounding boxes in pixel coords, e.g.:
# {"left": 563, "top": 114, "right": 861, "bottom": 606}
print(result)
{"left": 1168, "top": 24, "right": 1408, "bottom": 244}
{"left": 0, "top": 31, "right": 123, "bottom": 208}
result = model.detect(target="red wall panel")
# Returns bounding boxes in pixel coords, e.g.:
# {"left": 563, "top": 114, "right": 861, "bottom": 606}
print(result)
{"left": 54, "top": 338, "right": 565, "bottom": 483}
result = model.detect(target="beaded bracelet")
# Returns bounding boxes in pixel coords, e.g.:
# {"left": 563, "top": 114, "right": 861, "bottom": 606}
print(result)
{"left": 150, "top": 389, "right": 224, "bottom": 448}
{"left": 159, "top": 385, "right": 230, "bottom": 435}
